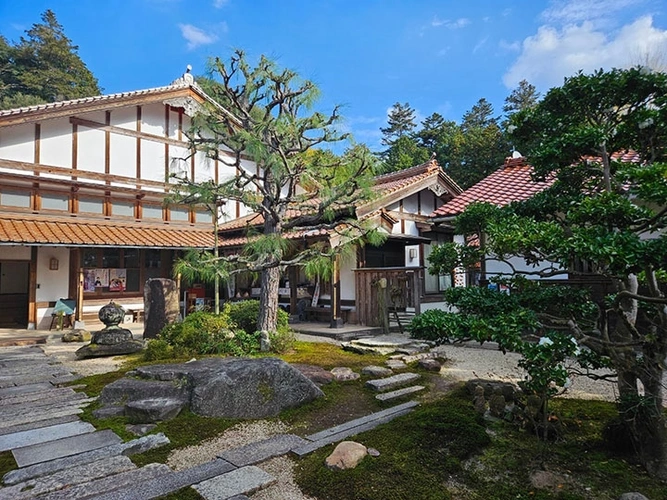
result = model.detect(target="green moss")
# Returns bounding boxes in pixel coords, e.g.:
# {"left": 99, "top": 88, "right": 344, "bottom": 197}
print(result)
{"left": 0, "top": 451, "right": 17, "bottom": 480}
{"left": 280, "top": 341, "right": 387, "bottom": 370}
{"left": 156, "top": 486, "right": 204, "bottom": 499}
{"left": 131, "top": 411, "right": 239, "bottom": 467}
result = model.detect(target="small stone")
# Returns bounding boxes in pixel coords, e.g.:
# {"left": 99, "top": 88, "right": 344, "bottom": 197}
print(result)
{"left": 488, "top": 393, "right": 506, "bottom": 418}
{"left": 367, "top": 447, "right": 380, "bottom": 457}
{"left": 417, "top": 358, "right": 441, "bottom": 371}
{"left": 361, "top": 365, "right": 393, "bottom": 377}
{"left": 325, "top": 441, "right": 367, "bottom": 470}
{"left": 386, "top": 359, "right": 407, "bottom": 370}
{"left": 618, "top": 493, "right": 650, "bottom": 500}
{"left": 292, "top": 364, "right": 334, "bottom": 385}
{"left": 125, "top": 398, "right": 185, "bottom": 423}
{"left": 330, "top": 367, "right": 360, "bottom": 381}
{"left": 125, "top": 423, "right": 157, "bottom": 436}
{"left": 473, "top": 385, "right": 487, "bottom": 415}
{"left": 62, "top": 330, "right": 85, "bottom": 342}
{"left": 93, "top": 406, "right": 126, "bottom": 419}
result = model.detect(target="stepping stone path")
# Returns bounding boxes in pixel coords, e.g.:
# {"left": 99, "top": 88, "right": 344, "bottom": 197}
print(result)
{"left": 0, "top": 344, "right": 422, "bottom": 499}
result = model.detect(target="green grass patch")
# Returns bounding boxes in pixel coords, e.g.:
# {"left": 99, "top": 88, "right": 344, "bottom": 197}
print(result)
{"left": 0, "top": 451, "right": 17, "bottom": 481}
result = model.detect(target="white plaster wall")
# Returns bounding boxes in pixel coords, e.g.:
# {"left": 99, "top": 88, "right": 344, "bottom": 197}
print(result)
{"left": 340, "top": 252, "right": 357, "bottom": 301}
{"left": 142, "top": 103, "right": 166, "bottom": 136}
{"left": 0, "top": 246, "right": 30, "bottom": 259}
{"left": 110, "top": 107, "right": 136, "bottom": 130}
{"left": 77, "top": 126, "right": 105, "bottom": 174}
{"left": 110, "top": 134, "right": 136, "bottom": 179}
{"left": 403, "top": 194, "right": 419, "bottom": 214}
{"left": 194, "top": 150, "right": 214, "bottom": 183}
{"left": 35, "top": 247, "right": 71, "bottom": 329}
{"left": 421, "top": 190, "right": 438, "bottom": 215}
{"left": 141, "top": 140, "right": 166, "bottom": 183}
{"left": 40, "top": 119, "right": 71, "bottom": 169}
{"left": 405, "top": 244, "right": 420, "bottom": 268}
{"left": 420, "top": 301, "right": 456, "bottom": 313}
{"left": 0, "top": 123, "right": 34, "bottom": 164}
{"left": 168, "top": 108, "right": 180, "bottom": 139}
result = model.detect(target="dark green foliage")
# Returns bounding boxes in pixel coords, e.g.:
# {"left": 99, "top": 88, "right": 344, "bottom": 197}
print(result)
{"left": 296, "top": 394, "right": 488, "bottom": 500}
{"left": 0, "top": 10, "right": 100, "bottom": 109}
{"left": 222, "top": 300, "right": 289, "bottom": 336}
{"left": 144, "top": 304, "right": 295, "bottom": 360}
{"left": 407, "top": 308, "right": 455, "bottom": 344}
{"left": 0, "top": 451, "right": 17, "bottom": 480}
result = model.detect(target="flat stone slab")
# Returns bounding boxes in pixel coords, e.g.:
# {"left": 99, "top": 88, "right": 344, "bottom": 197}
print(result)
{"left": 93, "top": 459, "right": 236, "bottom": 500}
{"left": 218, "top": 434, "right": 308, "bottom": 467}
{"left": 193, "top": 466, "right": 276, "bottom": 500}
{"left": 291, "top": 401, "right": 419, "bottom": 457}
{"left": 402, "top": 352, "right": 438, "bottom": 364}
{"left": 385, "top": 359, "right": 407, "bottom": 370}
{"left": 4, "top": 433, "right": 170, "bottom": 486}
{"left": 12, "top": 429, "right": 122, "bottom": 467}
{"left": 361, "top": 365, "right": 393, "bottom": 377}
{"left": 376, "top": 385, "right": 425, "bottom": 401}
{"left": 366, "top": 373, "right": 420, "bottom": 392}
{"left": 39, "top": 463, "right": 171, "bottom": 500}
{"left": 0, "top": 414, "right": 80, "bottom": 437}
{"left": 0, "top": 420, "right": 95, "bottom": 452}
{"left": 125, "top": 397, "right": 185, "bottom": 423}
{"left": 0, "top": 382, "right": 51, "bottom": 398}
{"left": 0, "top": 455, "right": 136, "bottom": 500}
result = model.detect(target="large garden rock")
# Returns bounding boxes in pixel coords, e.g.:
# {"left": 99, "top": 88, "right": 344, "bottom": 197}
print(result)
{"left": 97, "top": 357, "right": 323, "bottom": 421}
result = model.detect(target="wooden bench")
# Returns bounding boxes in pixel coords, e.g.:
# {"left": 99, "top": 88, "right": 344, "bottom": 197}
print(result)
{"left": 305, "top": 306, "right": 353, "bottom": 323}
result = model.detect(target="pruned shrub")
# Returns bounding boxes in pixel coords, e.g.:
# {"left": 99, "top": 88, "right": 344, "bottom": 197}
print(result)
{"left": 222, "top": 300, "right": 290, "bottom": 334}
{"left": 408, "top": 308, "right": 459, "bottom": 344}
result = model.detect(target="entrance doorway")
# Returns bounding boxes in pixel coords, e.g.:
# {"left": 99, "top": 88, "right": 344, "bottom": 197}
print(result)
{"left": 0, "top": 261, "right": 29, "bottom": 327}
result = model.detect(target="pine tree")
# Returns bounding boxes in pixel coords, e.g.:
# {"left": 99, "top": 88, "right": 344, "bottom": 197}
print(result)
{"left": 503, "top": 79, "right": 540, "bottom": 115}
{"left": 380, "top": 102, "right": 417, "bottom": 146}
{"left": 1, "top": 10, "right": 100, "bottom": 109}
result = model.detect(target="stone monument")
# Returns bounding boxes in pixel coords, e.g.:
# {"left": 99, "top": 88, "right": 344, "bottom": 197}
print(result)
{"left": 144, "top": 278, "right": 180, "bottom": 339}
{"left": 75, "top": 301, "right": 144, "bottom": 359}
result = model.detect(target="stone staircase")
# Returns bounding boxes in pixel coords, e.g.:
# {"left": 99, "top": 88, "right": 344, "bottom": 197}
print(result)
{"left": 0, "top": 345, "right": 422, "bottom": 499}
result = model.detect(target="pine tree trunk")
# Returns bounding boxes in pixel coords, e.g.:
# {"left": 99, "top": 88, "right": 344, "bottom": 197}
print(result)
{"left": 257, "top": 265, "right": 280, "bottom": 350}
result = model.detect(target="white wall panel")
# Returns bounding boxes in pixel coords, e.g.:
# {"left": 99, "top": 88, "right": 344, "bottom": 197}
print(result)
{"left": 111, "top": 107, "right": 137, "bottom": 130}
{"left": 77, "top": 126, "right": 105, "bottom": 174}
{"left": 40, "top": 119, "right": 71, "bottom": 168}
{"left": 110, "top": 134, "right": 136, "bottom": 178}
{"left": 141, "top": 140, "right": 166, "bottom": 182}
{"left": 0, "top": 124, "right": 34, "bottom": 162}
{"left": 0, "top": 246, "right": 30, "bottom": 259}
{"left": 340, "top": 253, "right": 357, "bottom": 300}
{"left": 142, "top": 103, "right": 166, "bottom": 136}
{"left": 194, "top": 151, "right": 214, "bottom": 182}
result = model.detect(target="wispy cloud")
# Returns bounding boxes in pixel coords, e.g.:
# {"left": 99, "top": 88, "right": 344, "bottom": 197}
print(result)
{"left": 212, "top": 0, "right": 229, "bottom": 8}
{"left": 473, "top": 36, "right": 489, "bottom": 54}
{"left": 541, "top": 0, "right": 644, "bottom": 25}
{"left": 499, "top": 39, "right": 520, "bottom": 52}
{"left": 431, "top": 16, "right": 470, "bottom": 29}
{"left": 178, "top": 23, "right": 220, "bottom": 50}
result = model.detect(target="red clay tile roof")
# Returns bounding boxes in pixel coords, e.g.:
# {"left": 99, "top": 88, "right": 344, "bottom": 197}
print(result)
{"left": 431, "top": 150, "right": 644, "bottom": 219}
{"left": 431, "top": 156, "right": 553, "bottom": 218}
{"left": 0, "top": 213, "right": 215, "bottom": 249}
{"left": 373, "top": 159, "right": 461, "bottom": 196}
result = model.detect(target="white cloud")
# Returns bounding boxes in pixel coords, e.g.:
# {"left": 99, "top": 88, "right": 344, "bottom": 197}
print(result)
{"left": 431, "top": 16, "right": 470, "bottom": 29}
{"left": 178, "top": 23, "right": 220, "bottom": 50}
{"left": 503, "top": 15, "right": 667, "bottom": 89}
{"left": 541, "top": 0, "right": 643, "bottom": 25}
{"left": 213, "top": 0, "right": 229, "bottom": 8}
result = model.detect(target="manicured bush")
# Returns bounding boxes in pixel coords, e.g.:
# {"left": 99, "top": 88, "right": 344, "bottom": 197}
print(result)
{"left": 222, "top": 300, "right": 290, "bottom": 335}
{"left": 408, "top": 308, "right": 461, "bottom": 344}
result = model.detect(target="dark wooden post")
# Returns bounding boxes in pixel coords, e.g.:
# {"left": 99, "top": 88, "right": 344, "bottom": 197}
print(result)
{"left": 330, "top": 255, "right": 343, "bottom": 328}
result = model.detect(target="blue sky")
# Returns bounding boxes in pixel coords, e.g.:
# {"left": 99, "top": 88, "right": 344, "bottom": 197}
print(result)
{"left": 2, "top": 0, "right": 666, "bottom": 151}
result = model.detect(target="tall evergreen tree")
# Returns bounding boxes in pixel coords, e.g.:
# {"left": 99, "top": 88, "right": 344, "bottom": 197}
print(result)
{"left": 380, "top": 102, "right": 417, "bottom": 146}
{"left": 0, "top": 10, "right": 100, "bottom": 109}
{"left": 503, "top": 79, "right": 541, "bottom": 115}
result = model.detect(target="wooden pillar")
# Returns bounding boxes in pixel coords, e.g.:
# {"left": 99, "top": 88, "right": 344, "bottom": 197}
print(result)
{"left": 289, "top": 266, "right": 298, "bottom": 320}
{"left": 330, "top": 255, "right": 343, "bottom": 328}
{"left": 27, "top": 247, "right": 38, "bottom": 329}
{"left": 76, "top": 268, "right": 84, "bottom": 323}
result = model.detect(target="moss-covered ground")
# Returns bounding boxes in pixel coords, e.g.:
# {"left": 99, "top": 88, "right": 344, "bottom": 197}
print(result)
{"left": 55, "top": 342, "right": 667, "bottom": 499}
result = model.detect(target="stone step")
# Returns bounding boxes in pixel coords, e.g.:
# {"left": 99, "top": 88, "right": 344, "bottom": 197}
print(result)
{"left": 0, "top": 414, "right": 80, "bottom": 437}
{"left": 38, "top": 463, "right": 172, "bottom": 500}
{"left": 0, "top": 386, "right": 81, "bottom": 406}
{"left": 0, "top": 382, "right": 52, "bottom": 398}
{"left": 0, "top": 455, "right": 136, "bottom": 500}
{"left": 0, "top": 398, "right": 95, "bottom": 429}
{"left": 0, "top": 407, "right": 85, "bottom": 431}
{"left": 0, "top": 388, "right": 88, "bottom": 412}
{"left": 218, "top": 434, "right": 308, "bottom": 467}
{"left": 193, "top": 466, "right": 276, "bottom": 500}
{"left": 93, "top": 458, "right": 236, "bottom": 500}
{"left": 291, "top": 401, "right": 419, "bottom": 457}
{"left": 365, "top": 372, "right": 420, "bottom": 392}
{"left": 3, "top": 433, "right": 170, "bottom": 486}
{"left": 0, "top": 420, "right": 95, "bottom": 452}
{"left": 0, "top": 372, "right": 76, "bottom": 389}
{"left": 12, "top": 429, "right": 122, "bottom": 467}
{"left": 375, "top": 385, "right": 425, "bottom": 402}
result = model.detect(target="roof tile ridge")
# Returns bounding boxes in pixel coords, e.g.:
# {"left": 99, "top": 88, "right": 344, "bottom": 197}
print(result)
{"left": 374, "top": 159, "right": 438, "bottom": 184}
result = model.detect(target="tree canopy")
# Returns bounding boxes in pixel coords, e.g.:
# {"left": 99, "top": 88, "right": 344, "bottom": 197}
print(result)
{"left": 173, "top": 50, "right": 382, "bottom": 339}
{"left": 0, "top": 9, "right": 100, "bottom": 109}
{"left": 428, "top": 67, "right": 667, "bottom": 479}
